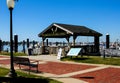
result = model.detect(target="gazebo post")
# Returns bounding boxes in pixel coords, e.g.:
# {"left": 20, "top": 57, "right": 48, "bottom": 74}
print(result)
{"left": 73, "top": 35, "right": 77, "bottom": 47}
{"left": 42, "top": 37, "right": 46, "bottom": 54}
{"left": 46, "top": 39, "right": 48, "bottom": 46}
{"left": 94, "top": 36, "right": 100, "bottom": 53}
{"left": 66, "top": 36, "right": 70, "bottom": 49}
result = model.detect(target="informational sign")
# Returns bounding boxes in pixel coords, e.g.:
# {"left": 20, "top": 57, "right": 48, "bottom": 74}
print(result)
{"left": 57, "top": 48, "right": 62, "bottom": 60}
{"left": 67, "top": 48, "right": 82, "bottom": 56}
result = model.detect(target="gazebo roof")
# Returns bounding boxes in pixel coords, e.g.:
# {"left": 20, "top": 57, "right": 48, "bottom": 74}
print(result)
{"left": 38, "top": 23, "right": 103, "bottom": 38}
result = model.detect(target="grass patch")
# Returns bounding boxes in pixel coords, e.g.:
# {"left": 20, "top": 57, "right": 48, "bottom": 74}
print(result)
{"left": 16, "top": 71, "right": 62, "bottom": 83}
{"left": 0, "top": 67, "right": 9, "bottom": 77}
{"left": 0, "top": 52, "right": 27, "bottom": 56}
{"left": 0, "top": 67, "right": 62, "bottom": 83}
{"left": 61, "top": 56, "right": 120, "bottom": 66}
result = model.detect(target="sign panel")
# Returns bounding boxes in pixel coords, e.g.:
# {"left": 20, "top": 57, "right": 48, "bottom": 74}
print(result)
{"left": 67, "top": 48, "right": 82, "bottom": 56}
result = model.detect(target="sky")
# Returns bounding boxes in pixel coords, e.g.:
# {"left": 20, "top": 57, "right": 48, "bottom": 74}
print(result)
{"left": 0, "top": 0, "right": 120, "bottom": 43}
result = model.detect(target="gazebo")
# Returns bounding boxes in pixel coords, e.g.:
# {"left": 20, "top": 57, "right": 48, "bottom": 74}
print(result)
{"left": 38, "top": 23, "right": 103, "bottom": 54}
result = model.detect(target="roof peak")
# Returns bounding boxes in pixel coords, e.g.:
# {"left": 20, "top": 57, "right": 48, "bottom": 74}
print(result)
{"left": 53, "top": 22, "right": 84, "bottom": 27}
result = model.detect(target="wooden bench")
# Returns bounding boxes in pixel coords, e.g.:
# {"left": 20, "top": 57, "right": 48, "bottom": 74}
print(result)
{"left": 13, "top": 57, "right": 39, "bottom": 73}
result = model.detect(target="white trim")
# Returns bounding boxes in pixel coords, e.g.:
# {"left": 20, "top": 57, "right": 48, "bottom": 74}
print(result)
{"left": 53, "top": 23, "right": 73, "bottom": 35}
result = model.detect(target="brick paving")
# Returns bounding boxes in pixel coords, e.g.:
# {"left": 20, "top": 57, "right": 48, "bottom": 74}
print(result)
{"left": 71, "top": 67, "right": 120, "bottom": 83}
{"left": 0, "top": 55, "right": 120, "bottom": 83}
{"left": 0, "top": 55, "right": 10, "bottom": 65}
{"left": 0, "top": 59, "right": 10, "bottom": 65}
{"left": 38, "top": 61, "right": 97, "bottom": 75}
{"left": 0, "top": 56, "right": 9, "bottom": 58}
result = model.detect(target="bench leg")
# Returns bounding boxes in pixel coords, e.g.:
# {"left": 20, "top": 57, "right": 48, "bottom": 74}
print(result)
{"left": 36, "top": 66, "right": 38, "bottom": 73}
{"left": 19, "top": 64, "right": 21, "bottom": 69}
{"left": 29, "top": 66, "right": 31, "bottom": 74}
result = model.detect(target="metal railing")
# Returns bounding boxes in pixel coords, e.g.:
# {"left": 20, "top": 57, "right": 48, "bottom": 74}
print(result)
{"left": 100, "top": 48, "right": 120, "bottom": 57}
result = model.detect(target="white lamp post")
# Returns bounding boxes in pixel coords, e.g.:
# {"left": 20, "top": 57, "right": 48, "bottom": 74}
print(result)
{"left": 6, "top": 0, "right": 17, "bottom": 77}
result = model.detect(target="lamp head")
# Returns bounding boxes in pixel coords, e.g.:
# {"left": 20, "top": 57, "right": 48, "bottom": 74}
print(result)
{"left": 6, "top": 0, "right": 15, "bottom": 9}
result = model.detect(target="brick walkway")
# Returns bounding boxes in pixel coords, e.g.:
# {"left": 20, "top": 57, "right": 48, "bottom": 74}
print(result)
{"left": 0, "top": 55, "right": 120, "bottom": 83}
{"left": 38, "top": 61, "right": 97, "bottom": 75}
{"left": 0, "top": 56, "right": 10, "bottom": 65}
{"left": 71, "top": 67, "right": 120, "bottom": 83}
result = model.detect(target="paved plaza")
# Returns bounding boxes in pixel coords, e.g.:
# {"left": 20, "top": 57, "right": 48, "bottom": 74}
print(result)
{"left": 0, "top": 55, "right": 120, "bottom": 83}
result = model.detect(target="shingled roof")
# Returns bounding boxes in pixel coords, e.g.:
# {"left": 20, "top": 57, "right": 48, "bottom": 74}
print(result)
{"left": 38, "top": 23, "right": 102, "bottom": 38}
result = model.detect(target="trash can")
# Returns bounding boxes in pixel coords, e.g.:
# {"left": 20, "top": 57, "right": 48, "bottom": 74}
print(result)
{"left": 28, "top": 48, "right": 33, "bottom": 55}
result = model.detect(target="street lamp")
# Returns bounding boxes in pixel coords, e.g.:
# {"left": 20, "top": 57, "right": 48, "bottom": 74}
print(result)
{"left": 7, "top": 0, "right": 17, "bottom": 77}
